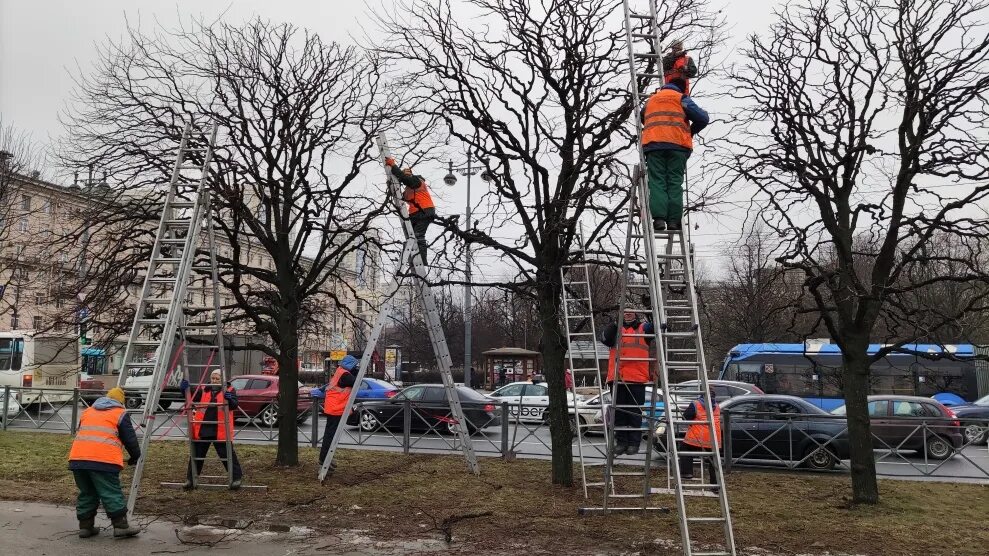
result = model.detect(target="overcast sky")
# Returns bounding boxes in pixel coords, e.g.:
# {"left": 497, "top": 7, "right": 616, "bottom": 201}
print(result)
{"left": 0, "top": 0, "right": 783, "bottom": 278}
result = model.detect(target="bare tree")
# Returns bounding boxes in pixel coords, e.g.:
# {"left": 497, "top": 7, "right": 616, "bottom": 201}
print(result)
{"left": 375, "top": 0, "right": 723, "bottom": 485}
{"left": 723, "top": 0, "right": 989, "bottom": 503}
{"left": 61, "top": 17, "right": 393, "bottom": 465}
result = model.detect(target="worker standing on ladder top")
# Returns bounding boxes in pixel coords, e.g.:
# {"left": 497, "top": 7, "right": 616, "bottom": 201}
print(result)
{"left": 68, "top": 387, "right": 141, "bottom": 539}
{"left": 180, "top": 369, "right": 243, "bottom": 489}
{"left": 384, "top": 156, "right": 436, "bottom": 265}
{"left": 315, "top": 354, "right": 359, "bottom": 472}
{"left": 680, "top": 387, "right": 722, "bottom": 485}
{"left": 640, "top": 77, "right": 709, "bottom": 232}
{"left": 662, "top": 41, "right": 698, "bottom": 95}
{"left": 600, "top": 310, "right": 655, "bottom": 456}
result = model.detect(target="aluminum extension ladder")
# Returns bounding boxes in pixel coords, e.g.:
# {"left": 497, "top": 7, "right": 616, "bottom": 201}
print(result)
{"left": 560, "top": 228, "right": 612, "bottom": 498}
{"left": 317, "top": 131, "right": 479, "bottom": 481}
{"left": 116, "top": 122, "right": 260, "bottom": 515}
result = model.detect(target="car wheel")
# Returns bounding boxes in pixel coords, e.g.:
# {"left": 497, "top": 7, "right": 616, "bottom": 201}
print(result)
{"left": 260, "top": 405, "right": 279, "bottom": 428}
{"left": 296, "top": 408, "right": 311, "bottom": 424}
{"left": 925, "top": 434, "right": 954, "bottom": 460}
{"left": 963, "top": 423, "right": 988, "bottom": 445}
{"left": 125, "top": 397, "right": 142, "bottom": 410}
{"left": 359, "top": 412, "right": 378, "bottom": 432}
{"left": 569, "top": 416, "right": 581, "bottom": 438}
{"left": 803, "top": 446, "right": 837, "bottom": 470}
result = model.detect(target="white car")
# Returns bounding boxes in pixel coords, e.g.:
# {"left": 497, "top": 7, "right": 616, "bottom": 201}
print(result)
{"left": 488, "top": 381, "right": 585, "bottom": 423}
{"left": 0, "top": 387, "right": 23, "bottom": 419}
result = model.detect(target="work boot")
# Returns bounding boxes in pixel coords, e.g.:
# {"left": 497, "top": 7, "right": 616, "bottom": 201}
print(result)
{"left": 667, "top": 221, "right": 682, "bottom": 231}
{"left": 111, "top": 515, "right": 141, "bottom": 538}
{"left": 612, "top": 443, "right": 628, "bottom": 458}
{"left": 78, "top": 516, "right": 99, "bottom": 538}
{"left": 625, "top": 443, "right": 641, "bottom": 456}
{"left": 230, "top": 478, "right": 242, "bottom": 490}
{"left": 652, "top": 218, "right": 667, "bottom": 232}
{"left": 182, "top": 479, "right": 194, "bottom": 490}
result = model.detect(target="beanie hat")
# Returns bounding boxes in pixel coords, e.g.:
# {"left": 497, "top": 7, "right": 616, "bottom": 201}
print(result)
{"left": 107, "top": 387, "right": 125, "bottom": 404}
{"left": 340, "top": 355, "right": 359, "bottom": 371}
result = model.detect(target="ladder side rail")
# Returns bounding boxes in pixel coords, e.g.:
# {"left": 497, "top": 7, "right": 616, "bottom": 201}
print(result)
{"left": 116, "top": 124, "right": 194, "bottom": 388}
{"left": 318, "top": 239, "right": 416, "bottom": 480}
{"left": 559, "top": 261, "right": 590, "bottom": 498}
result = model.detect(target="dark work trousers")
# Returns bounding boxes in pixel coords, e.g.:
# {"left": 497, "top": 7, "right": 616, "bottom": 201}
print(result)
{"left": 319, "top": 414, "right": 343, "bottom": 465}
{"left": 409, "top": 207, "right": 435, "bottom": 266}
{"left": 645, "top": 149, "right": 689, "bottom": 225}
{"left": 187, "top": 439, "right": 242, "bottom": 481}
{"left": 612, "top": 382, "right": 647, "bottom": 446}
{"left": 678, "top": 442, "right": 717, "bottom": 483}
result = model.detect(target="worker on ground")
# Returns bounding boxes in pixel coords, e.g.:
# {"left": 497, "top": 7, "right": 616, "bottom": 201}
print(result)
{"left": 679, "top": 387, "right": 722, "bottom": 486}
{"left": 662, "top": 40, "right": 698, "bottom": 95}
{"left": 180, "top": 369, "right": 242, "bottom": 489}
{"left": 316, "top": 354, "right": 360, "bottom": 472}
{"left": 600, "top": 310, "right": 655, "bottom": 456}
{"left": 640, "top": 77, "right": 709, "bottom": 232}
{"left": 384, "top": 157, "right": 442, "bottom": 266}
{"left": 68, "top": 386, "right": 141, "bottom": 538}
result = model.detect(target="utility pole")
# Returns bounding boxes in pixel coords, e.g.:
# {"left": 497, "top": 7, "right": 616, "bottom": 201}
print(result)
{"left": 444, "top": 158, "right": 489, "bottom": 388}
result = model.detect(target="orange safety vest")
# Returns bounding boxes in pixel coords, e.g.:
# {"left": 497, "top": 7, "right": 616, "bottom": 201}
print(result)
{"left": 68, "top": 406, "right": 126, "bottom": 468}
{"left": 607, "top": 323, "right": 651, "bottom": 383}
{"left": 641, "top": 88, "right": 693, "bottom": 151}
{"left": 192, "top": 388, "right": 232, "bottom": 441}
{"left": 683, "top": 400, "right": 722, "bottom": 449}
{"left": 323, "top": 366, "right": 353, "bottom": 416}
{"left": 403, "top": 178, "right": 435, "bottom": 214}
{"left": 664, "top": 55, "right": 692, "bottom": 95}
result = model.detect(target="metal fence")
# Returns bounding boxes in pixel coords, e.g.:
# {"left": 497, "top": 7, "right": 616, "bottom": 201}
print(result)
{"left": 3, "top": 386, "right": 987, "bottom": 481}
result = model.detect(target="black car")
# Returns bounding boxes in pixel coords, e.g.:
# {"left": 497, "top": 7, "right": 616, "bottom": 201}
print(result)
{"left": 949, "top": 394, "right": 989, "bottom": 445}
{"left": 720, "top": 395, "right": 850, "bottom": 470}
{"left": 346, "top": 384, "right": 501, "bottom": 435}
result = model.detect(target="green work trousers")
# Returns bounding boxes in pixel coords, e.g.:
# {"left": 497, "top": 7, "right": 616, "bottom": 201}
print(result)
{"left": 73, "top": 469, "right": 127, "bottom": 520}
{"left": 645, "top": 149, "right": 689, "bottom": 223}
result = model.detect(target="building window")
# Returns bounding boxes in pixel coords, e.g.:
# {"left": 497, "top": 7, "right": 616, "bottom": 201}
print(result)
{"left": 41, "top": 199, "right": 51, "bottom": 214}
{"left": 55, "top": 297, "right": 65, "bottom": 309}
{"left": 35, "top": 292, "right": 46, "bottom": 305}
{"left": 18, "top": 217, "right": 28, "bottom": 232}
{"left": 32, "top": 316, "right": 42, "bottom": 330}
{"left": 21, "top": 194, "right": 31, "bottom": 211}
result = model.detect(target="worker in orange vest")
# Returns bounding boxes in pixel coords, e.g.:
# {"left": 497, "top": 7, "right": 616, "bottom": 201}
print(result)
{"left": 384, "top": 157, "right": 438, "bottom": 265}
{"left": 600, "top": 310, "right": 655, "bottom": 456}
{"left": 68, "top": 387, "right": 141, "bottom": 538}
{"left": 663, "top": 40, "right": 698, "bottom": 95}
{"left": 316, "top": 354, "right": 359, "bottom": 470}
{"left": 180, "top": 369, "right": 242, "bottom": 489}
{"left": 680, "top": 388, "right": 722, "bottom": 484}
{"left": 640, "top": 77, "right": 709, "bottom": 232}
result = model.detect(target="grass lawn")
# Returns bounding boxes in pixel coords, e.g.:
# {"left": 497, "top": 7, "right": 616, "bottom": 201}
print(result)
{"left": 1, "top": 430, "right": 986, "bottom": 555}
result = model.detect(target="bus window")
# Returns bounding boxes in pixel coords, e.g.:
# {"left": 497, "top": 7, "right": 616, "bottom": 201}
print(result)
{"left": 0, "top": 338, "right": 24, "bottom": 371}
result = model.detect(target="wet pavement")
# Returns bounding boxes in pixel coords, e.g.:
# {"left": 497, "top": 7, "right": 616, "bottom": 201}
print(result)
{"left": 0, "top": 500, "right": 453, "bottom": 555}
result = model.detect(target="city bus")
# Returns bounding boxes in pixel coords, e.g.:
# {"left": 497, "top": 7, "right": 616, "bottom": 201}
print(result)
{"left": 719, "top": 342, "right": 982, "bottom": 411}
{"left": 0, "top": 331, "right": 81, "bottom": 406}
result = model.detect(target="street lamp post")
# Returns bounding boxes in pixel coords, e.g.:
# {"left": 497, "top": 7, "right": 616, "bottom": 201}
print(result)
{"left": 444, "top": 158, "right": 490, "bottom": 388}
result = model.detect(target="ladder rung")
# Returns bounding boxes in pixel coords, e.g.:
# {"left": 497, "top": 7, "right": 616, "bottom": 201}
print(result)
{"left": 638, "top": 73, "right": 663, "bottom": 79}
{"left": 126, "top": 362, "right": 156, "bottom": 367}
{"left": 138, "top": 319, "right": 166, "bottom": 325}
{"left": 131, "top": 340, "right": 162, "bottom": 346}
{"left": 631, "top": 33, "right": 654, "bottom": 39}
{"left": 144, "top": 298, "right": 174, "bottom": 305}
{"left": 568, "top": 332, "right": 596, "bottom": 336}
{"left": 628, "top": 13, "right": 652, "bottom": 20}
{"left": 692, "top": 552, "right": 731, "bottom": 556}
{"left": 164, "top": 219, "right": 192, "bottom": 226}
{"left": 155, "top": 258, "right": 182, "bottom": 265}
{"left": 169, "top": 202, "right": 195, "bottom": 209}
{"left": 677, "top": 450, "right": 717, "bottom": 457}
{"left": 682, "top": 484, "right": 722, "bottom": 490}
{"left": 662, "top": 332, "right": 696, "bottom": 338}
{"left": 609, "top": 493, "right": 647, "bottom": 499}
{"left": 611, "top": 471, "right": 648, "bottom": 477}
{"left": 178, "top": 164, "right": 202, "bottom": 170}
{"left": 686, "top": 517, "right": 726, "bottom": 522}
{"left": 634, "top": 52, "right": 661, "bottom": 59}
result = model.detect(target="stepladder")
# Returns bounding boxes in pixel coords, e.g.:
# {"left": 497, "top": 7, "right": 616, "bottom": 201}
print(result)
{"left": 316, "top": 131, "right": 480, "bottom": 481}
{"left": 116, "top": 121, "right": 264, "bottom": 514}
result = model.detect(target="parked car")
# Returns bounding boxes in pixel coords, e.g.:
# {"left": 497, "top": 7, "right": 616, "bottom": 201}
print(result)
{"left": 831, "top": 395, "right": 964, "bottom": 459}
{"left": 489, "top": 381, "right": 584, "bottom": 424}
{"left": 586, "top": 386, "right": 667, "bottom": 435}
{"left": 669, "top": 380, "right": 764, "bottom": 410}
{"left": 79, "top": 373, "right": 106, "bottom": 404}
{"left": 228, "top": 374, "right": 313, "bottom": 427}
{"left": 355, "top": 378, "right": 400, "bottom": 401}
{"left": 347, "top": 384, "right": 500, "bottom": 435}
{"left": 698, "top": 395, "right": 851, "bottom": 470}
{"left": 945, "top": 393, "right": 989, "bottom": 444}
{"left": 0, "top": 387, "right": 22, "bottom": 420}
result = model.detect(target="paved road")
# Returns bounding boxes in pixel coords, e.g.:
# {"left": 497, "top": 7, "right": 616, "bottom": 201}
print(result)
{"left": 5, "top": 405, "right": 988, "bottom": 483}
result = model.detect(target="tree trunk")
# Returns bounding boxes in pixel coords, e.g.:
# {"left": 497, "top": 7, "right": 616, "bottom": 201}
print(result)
{"left": 536, "top": 262, "right": 572, "bottom": 486}
{"left": 841, "top": 343, "right": 879, "bottom": 504}
{"left": 275, "top": 331, "right": 300, "bottom": 466}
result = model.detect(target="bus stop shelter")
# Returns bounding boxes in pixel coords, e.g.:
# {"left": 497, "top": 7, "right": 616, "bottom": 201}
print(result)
{"left": 481, "top": 347, "right": 541, "bottom": 389}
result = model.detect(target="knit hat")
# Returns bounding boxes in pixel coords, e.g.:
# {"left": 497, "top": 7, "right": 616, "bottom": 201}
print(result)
{"left": 107, "top": 387, "right": 125, "bottom": 404}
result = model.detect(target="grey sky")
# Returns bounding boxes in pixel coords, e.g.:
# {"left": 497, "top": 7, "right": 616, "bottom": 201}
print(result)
{"left": 1, "top": 0, "right": 783, "bottom": 277}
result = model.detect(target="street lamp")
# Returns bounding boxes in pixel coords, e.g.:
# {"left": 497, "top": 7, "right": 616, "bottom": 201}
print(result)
{"left": 443, "top": 158, "right": 491, "bottom": 388}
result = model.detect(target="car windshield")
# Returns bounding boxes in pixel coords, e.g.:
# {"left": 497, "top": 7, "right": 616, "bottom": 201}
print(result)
{"left": 456, "top": 387, "right": 489, "bottom": 401}
{"left": 974, "top": 394, "right": 989, "bottom": 407}
{"left": 830, "top": 405, "right": 846, "bottom": 415}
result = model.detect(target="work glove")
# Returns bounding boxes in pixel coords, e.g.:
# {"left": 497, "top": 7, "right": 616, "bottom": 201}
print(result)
{"left": 385, "top": 157, "right": 396, "bottom": 166}
{"left": 311, "top": 386, "right": 326, "bottom": 399}
{"left": 128, "top": 456, "right": 140, "bottom": 466}
{"left": 180, "top": 379, "right": 190, "bottom": 393}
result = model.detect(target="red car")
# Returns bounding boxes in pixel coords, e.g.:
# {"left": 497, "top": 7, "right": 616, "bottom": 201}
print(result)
{"left": 79, "top": 373, "right": 106, "bottom": 403}
{"left": 228, "top": 374, "right": 313, "bottom": 427}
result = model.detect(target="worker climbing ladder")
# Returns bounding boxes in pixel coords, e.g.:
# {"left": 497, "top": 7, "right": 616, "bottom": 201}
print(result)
{"left": 576, "top": 2, "right": 737, "bottom": 555}
{"left": 116, "top": 121, "right": 261, "bottom": 515}
{"left": 316, "top": 131, "right": 479, "bottom": 481}
{"left": 560, "top": 227, "right": 612, "bottom": 498}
